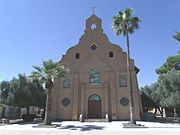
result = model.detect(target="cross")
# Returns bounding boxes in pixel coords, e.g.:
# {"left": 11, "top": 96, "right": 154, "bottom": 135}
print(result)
{"left": 91, "top": 5, "right": 97, "bottom": 14}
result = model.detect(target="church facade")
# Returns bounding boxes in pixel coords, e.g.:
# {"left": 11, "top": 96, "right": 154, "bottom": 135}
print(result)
{"left": 51, "top": 14, "right": 142, "bottom": 121}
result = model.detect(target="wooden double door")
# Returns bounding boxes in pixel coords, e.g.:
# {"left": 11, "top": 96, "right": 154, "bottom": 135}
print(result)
{"left": 88, "top": 94, "right": 101, "bottom": 118}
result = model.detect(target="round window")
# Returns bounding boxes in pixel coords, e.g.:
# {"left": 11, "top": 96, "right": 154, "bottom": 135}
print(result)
{"left": 120, "top": 97, "right": 129, "bottom": 106}
{"left": 61, "top": 98, "right": 70, "bottom": 107}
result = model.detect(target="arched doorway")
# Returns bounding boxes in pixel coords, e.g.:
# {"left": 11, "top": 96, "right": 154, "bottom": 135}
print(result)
{"left": 88, "top": 94, "right": 101, "bottom": 118}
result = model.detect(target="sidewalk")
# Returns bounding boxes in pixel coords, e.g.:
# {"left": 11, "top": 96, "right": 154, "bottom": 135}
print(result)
{"left": 0, "top": 121, "right": 180, "bottom": 135}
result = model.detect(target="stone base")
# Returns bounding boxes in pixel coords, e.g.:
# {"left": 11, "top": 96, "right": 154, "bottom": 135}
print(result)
{"left": 123, "top": 123, "right": 147, "bottom": 128}
{"left": 0, "top": 118, "right": 9, "bottom": 124}
{"left": 33, "top": 124, "right": 61, "bottom": 128}
{"left": 85, "top": 118, "right": 109, "bottom": 122}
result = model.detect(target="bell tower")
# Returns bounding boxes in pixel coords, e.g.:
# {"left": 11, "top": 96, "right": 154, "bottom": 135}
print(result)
{"left": 85, "top": 14, "right": 103, "bottom": 33}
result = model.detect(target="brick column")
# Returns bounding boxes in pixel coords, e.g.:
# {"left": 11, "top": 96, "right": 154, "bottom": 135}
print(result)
{"left": 110, "top": 72, "right": 117, "bottom": 120}
{"left": 80, "top": 84, "right": 85, "bottom": 116}
{"left": 103, "top": 82, "right": 109, "bottom": 118}
{"left": 72, "top": 73, "right": 79, "bottom": 120}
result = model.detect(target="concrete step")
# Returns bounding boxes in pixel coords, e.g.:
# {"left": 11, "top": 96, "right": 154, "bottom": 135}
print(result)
{"left": 85, "top": 118, "right": 109, "bottom": 122}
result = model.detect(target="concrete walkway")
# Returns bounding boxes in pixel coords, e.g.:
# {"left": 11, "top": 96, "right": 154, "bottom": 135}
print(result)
{"left": 0, "top": 121, "right": 180, "bottom": 135}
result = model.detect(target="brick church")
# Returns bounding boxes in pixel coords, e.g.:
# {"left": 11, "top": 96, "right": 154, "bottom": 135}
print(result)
{"left": 51, "top": 14, "right": 142, "bottom": 121}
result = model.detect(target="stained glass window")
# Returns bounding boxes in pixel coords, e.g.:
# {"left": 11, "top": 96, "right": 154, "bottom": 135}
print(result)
{"left": 119, "top": 75, "right": 127, "bottom": 87}
{"left": 88, "top": 94, "right": 101, "bottom": 101}
{"left": 63, "top": 78, "right": 70, "bottom": 88}
{"left": 89, "top": 69, "right": 100, "bottom": 85}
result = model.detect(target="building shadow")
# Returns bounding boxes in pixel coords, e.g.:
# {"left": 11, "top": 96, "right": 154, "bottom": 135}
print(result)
{"left": 57, "top": 124, "right": 105, "bottom": 131}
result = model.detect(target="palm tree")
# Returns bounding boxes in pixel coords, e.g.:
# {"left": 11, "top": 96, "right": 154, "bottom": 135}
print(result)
{"left": 30, "top": 60, "right": 69, "bottom": 125}
{"left": 112, "top": 8, "right": 140, "bottom": 125}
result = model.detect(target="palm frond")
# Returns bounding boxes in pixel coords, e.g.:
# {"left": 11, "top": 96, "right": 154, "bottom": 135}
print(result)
{"left": 31, "top": 60, "right": 69, "bottom": 88}
{"left": 40, "top": 77, "right": 48, "bottom": 84}
{"left": 112, "top": 24, "right": 123, "bottom": 36}
{"left": 124, "top": 8, "right": 133, "bottom": 17}
{"left": 32, "top": 66, "right": 42, "bottom": 73}
{"left": 130, "top": 16, "right": 140, "bottom": 29}
{"left": 128, "top": 26, "right": 135, "bottom": 34}
{"left": 55, "top": 65, "right": 69, "bottom": 79}
{"left": 123, "top": 30, "right": 126, "bottom": 36}
{"left": 112, "top": 14, "right": 126, "bottom": 36}
{"left": 173, "top": 32, "right": 180, "bottom": 41}
{"left": 30, "top": 71, "right": 40, "bottom": 78}
{"left": 112, "top": 8, "right": 140, "bottom": 37}
{"left": 118, "top": 11, "right": 123, "bottom": 16}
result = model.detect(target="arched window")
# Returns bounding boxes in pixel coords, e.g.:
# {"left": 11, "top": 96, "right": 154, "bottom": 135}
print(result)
{"left": 91, "top": 23, "right": 96, "bottom": 30}
{"left": 75, "top": 53, "right": 80, "bottom": 59}
{"left": 88, "top": 94, "right": 101, "bottom": 101}
{"left": 109, "top": 51, "right": 114, "bottom": 57}
{"left": 89, "top": 69, "right": 100, "bottom": 85}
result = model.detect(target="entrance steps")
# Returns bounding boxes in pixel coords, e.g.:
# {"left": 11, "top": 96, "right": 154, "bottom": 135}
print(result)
{"left": 84, "top": 118, "right": 109, "bottom": 122}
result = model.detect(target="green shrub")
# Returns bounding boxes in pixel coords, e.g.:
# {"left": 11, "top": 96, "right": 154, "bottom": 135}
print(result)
{"left": 178, "top": 118, "right": 180, "bottom": 124}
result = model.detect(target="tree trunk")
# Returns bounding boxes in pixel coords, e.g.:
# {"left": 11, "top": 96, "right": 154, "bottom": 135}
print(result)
{"left": 44, "top": 88, "right": 52, "bottom": 125}
{"left": 44, "top": 80, "right": 53, "bottom": 125}
{"left": 153, "top": 108, "right": 157, "bottom": 115}
{"left": 174, "top": 108, "right": 177, "bottom": 120}
{"left": 42, "top": 107, "right": 45, "bottom": 119}
{"left": 157, "top": 107, "right": 163, "bottom": 117}
{"left": 125, "top": 23, "right": 136, "bottom": 124}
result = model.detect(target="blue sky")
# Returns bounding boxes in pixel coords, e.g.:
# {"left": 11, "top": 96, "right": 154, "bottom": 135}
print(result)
{"left": 0, "top": 0, "right": 180, "bottom": 87}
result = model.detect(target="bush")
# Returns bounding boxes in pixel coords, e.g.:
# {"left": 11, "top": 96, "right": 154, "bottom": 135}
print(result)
{"left": 178, "top": 118, "right": 180, "bottom": 124}
{"left": 22, "top": 114, "right": 35, "bottom": 122}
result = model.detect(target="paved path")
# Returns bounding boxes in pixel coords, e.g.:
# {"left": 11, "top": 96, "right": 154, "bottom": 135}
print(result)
{"left": 0, "top": 121, "right": 180, "bottom": 135}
